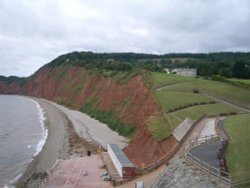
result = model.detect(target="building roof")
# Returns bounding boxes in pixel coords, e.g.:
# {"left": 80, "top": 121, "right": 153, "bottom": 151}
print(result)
{"left": 108, "top": 144, "right": 135, "bottom": 168}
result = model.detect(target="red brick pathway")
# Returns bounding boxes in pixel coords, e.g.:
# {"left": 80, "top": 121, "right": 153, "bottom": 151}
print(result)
{"left": 43, "top": 155, "right": 112, "bottom": 188}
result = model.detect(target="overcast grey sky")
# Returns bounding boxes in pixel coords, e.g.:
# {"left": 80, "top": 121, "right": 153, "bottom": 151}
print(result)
{"left": 0, "top": 0, "right": 250, "bottom": 77}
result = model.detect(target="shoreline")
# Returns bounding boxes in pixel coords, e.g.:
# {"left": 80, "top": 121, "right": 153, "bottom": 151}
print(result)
{"left": 15, "top": 98, "right": 97, "bottom": 188}
{"left": 15, "top": 97, "right": 129, "bottom": 187}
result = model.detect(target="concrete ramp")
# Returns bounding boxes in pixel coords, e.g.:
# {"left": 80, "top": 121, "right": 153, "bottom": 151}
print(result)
{"left": 172, "top": 118, "right": 194, "bottom": 142}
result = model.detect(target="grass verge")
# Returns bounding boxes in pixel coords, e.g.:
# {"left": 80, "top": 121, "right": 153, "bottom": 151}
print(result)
{"left": 172, "top": 103, "right": 243, "bottom": 121}
{"left": 156, "top": 91, "right": 213, "bottom": 111}
{"left": 147, "top": 114, "right": 171, "bottom": 141}
{"left": 147, "top": 113, "right": 181, "bottom": 141}
{"left": 224, "top": 114, "right": 250, "bottom": 182}
{"left": 162, "top": 79, "right": 250, "bottom": 108}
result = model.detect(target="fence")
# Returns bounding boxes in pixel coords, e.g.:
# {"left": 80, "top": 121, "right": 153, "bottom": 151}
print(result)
{"left": 136, "top": 115, "right": 207, "bottom": 175}
{"left": 136, "top": 140, "right": 179, "bottom": 175}
{"left": 184, "top": 134, "right": 232, "bottom": 187}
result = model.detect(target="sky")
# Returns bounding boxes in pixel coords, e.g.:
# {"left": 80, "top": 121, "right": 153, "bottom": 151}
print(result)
{"left": 0, "top": 0, "right": 250, "bottom": 77}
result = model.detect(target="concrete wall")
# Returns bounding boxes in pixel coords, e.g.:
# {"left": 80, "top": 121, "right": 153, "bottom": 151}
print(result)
{"left": 172, "top": 118, "right": 194, "bottom": 142}
{"left": 165, "top": 68, "right": 197, "bottom": 77}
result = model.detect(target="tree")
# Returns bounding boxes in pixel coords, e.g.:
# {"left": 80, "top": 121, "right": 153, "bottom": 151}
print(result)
{"left": 219, "top": 68, "right": 233, "bottom": 78}
{"left": 232, "top": 61, "right": 247, "bottom": 78}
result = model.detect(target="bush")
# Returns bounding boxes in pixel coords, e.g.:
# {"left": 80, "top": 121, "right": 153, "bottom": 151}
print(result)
{"left": 193, "top": 102, "right": 199, "bottom": 106}
{"left": 209, "top": 101, "right": 217, "bottom": 104}
{"left": 212, "top": 75, "right": 250, "bottom": 89}
{"left": 79, "top": 101, "right": 135, "bottom": 137}
{"left": 228, "top": 112, "right": 238, "bottom": 115}
{"left": 200, "top": 101, "right": 207, "bottom": 105}
{"left": 192, "top": 88, "right": 200, "bottom": 93}
{"left": 220, "top": 112, "right": 228, "bottom": 116}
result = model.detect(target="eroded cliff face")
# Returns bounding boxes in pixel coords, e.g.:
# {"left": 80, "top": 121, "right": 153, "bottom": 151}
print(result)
{"left": 0, "top": 81, "right": 23, "bottom": 94}
{"left": 0, "top": 66, "right": 178, "bottom": 166}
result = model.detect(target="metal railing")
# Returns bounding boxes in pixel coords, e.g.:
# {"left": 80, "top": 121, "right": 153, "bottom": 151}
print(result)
{"left": 184, "top": 134, "right": 232, "bottom": 187}
{"left": 135, "top": 115, "right": 207, "bottom": 175}
{"left": 189, "top": 134, "right": 220, "bottom": 148}
{"left": 136, "top": 143, "right": 179, "bottom": 175}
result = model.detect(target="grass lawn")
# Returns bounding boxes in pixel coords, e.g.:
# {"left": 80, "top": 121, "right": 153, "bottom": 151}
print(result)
{"left": 147, "top": 113, "right": 181, "bottom": 141}
{"left": 150, "top": 72, "right": 195, "bottom": 89}
{"left": 145, "top": 72, "right": 250, "bottom": 183}
{"left": 224, "top": 114, "right": 250, "bottom": 182}
{"left": 147, "top": 114, "right": 171, "bottom": 142}
{"left": 171, "top": 103, "right": 243, "bottom": 121}
{"left": 156, "top": 91, "right": 212, "bottom": 111}
{"left": 162, "top": 79, "right": 250, "bottom": 109}
{"left": 146, "top": 72, "right": 249, "bottom": 142}
{"left": 229, "top": 78, "right": 250, "bottom": 84}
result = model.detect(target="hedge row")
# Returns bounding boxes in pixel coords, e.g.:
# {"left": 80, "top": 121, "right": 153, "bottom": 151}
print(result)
{"left": 168, "top": 101, "right": 217, "bottom": 113}
{"left": 211, "top": 75, "right": 250, "bottom": 90}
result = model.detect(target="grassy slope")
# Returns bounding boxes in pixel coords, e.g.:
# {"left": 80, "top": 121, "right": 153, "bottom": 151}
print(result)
{"left": 156, "top": 91, "right": 212, "bottom": 111}
{"left": 172, "top": 103, "right": 243, "bottom": 120}
{"left": 224, "top": 114, "right": 250, "bottom": 182}
{"left": 147, "top": 72, "right": 250, "bottom": 182}
{"left": 147, "top": 113, "right": 181, "bottom": 141}
{"left": 229, "top": 78, "right": 250, "bottom": 84}
{"left": 146, "top": 72, "right": 248, "bottom": 142}
{"left": 151, "top": 72, "right": 195, "bottom": 89}
{"left": 147, "top": 114, "right": 171, "bottom": 142}
{"left": 164, "top": 79, "right": 250, "bottom": 109}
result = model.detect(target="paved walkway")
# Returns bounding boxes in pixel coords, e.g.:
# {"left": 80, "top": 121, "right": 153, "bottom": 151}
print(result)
{"left": 190, "top": 142, "right": 221, "bottom": 169}
{"left": 42, "top": 155, "right": 112, "bottom": 188}
{"left": 172, "top": 118, "right": 214, "bottom": 159}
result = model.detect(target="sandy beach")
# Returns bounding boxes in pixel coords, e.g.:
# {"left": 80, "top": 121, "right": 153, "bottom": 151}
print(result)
{"left": 15, "top": 97, "right": 128, "bottom": 188}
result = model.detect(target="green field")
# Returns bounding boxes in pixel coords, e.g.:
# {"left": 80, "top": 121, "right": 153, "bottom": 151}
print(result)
{"left": 171, "top": 103, "right": 243, "bottom": 121}
{"left": 147, "top": 113, "right": 181, "bottom": 141}
{"left": 147, "top": 114, "right": 171, "bottom": 142}
{"left": 146, "top": 72, "right": 249, "bottom": 142}
{"left": 149, "top": 72, "right": 250, "bottom": 184}
{"left": 224, "top": 114, "right": 250, "bottom": 182}
{"left": 150, "top": 72, "right": 195, "bottom": 89}
{"left": 161, "top": 79, "right": 250, "bottom": 108}
{"left": 156, "top": 91, "right": 213, "bottom": 111}
{"left": 229, "top": 78, "right": 250, "bottom": 84}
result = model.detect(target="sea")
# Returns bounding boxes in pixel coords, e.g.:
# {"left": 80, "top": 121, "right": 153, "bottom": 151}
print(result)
{"left": 0, "top": 95, "right": 48, "bottom": 187}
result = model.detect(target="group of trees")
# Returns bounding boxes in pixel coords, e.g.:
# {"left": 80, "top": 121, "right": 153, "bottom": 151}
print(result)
{"left": 47, "top": 51, "right": 164, "bottom": 72}
{"left": 0, "top": 76, "right": 27, "bottom": 86}
{"left": 232, "top": 61, "right": 250, "bottom": 78}
{"left": 45, "top": 51, "right": 250, "bottom": 79}
{"left": 166, "top": 57, "right": 250, "bottom": 79}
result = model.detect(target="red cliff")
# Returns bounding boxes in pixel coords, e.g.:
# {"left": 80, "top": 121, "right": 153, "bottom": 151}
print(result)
{"left": 0, "top": 66, "right": 178, "bottom": 166}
